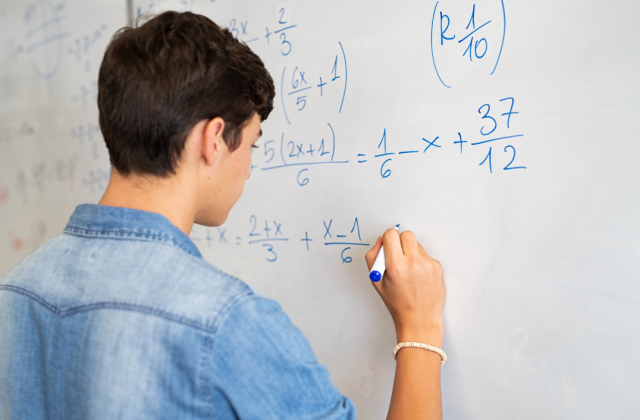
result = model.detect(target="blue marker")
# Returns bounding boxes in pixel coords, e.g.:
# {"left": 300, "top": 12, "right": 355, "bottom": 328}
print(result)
{"left": 369, "top": 224, "right": 400, "bottom": 282}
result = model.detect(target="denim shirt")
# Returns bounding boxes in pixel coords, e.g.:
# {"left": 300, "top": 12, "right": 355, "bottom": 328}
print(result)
{"left": 0, "top": 204, "right": 356, "bottom": 420}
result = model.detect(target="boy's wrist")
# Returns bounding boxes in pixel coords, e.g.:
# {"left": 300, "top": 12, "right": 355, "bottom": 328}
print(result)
{"left": 395, "top": 323, "right": 444, "bottom": 348}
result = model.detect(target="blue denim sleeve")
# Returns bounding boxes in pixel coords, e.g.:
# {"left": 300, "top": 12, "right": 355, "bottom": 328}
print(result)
{"left": 208, "top": 294, "right": 357, "bottom": 420}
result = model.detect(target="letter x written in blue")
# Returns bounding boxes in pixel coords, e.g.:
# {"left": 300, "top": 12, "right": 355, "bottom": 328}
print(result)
{"left": 422, "top": 136, "right": 441, "bottom": 152}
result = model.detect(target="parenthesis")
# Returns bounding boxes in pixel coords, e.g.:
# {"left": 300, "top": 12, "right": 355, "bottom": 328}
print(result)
{"left": 280, "top": 67, "right": 291, "bottom": 125}
{"left": 338, "top": 41, "right": 347, "bottom": 113}
{"left": 280, "top": 132, "right": 288, "bottom": 165}
{"left": 430, "top": 2, "right": 450, "bottom": 88}
{"left": 328, "top": 122, "right": 336, "bottom": 162}
{"left": 491, "top": 0, "right": 506, "bottom": 75}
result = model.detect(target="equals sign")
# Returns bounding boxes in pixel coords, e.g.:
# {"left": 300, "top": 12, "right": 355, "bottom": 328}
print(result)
{"left": 236, "top": 236, "right": 242, "bottom": 245}
{"left": 358, "top": 154, "right": 367, "bottom": 163}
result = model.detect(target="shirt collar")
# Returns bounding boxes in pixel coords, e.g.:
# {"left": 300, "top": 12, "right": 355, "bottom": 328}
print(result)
{"left": 63, "top": 204, "right": 202, "bottom": 259}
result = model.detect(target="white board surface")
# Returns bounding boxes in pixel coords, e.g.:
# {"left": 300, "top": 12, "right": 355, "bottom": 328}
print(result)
{"left": 1, "top": 0, "right": 640, "bottom": 418}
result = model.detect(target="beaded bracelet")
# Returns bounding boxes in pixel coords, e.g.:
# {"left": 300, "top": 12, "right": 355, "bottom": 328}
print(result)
{"left": 392, "top": 342, "right": 447, "bottom": 366}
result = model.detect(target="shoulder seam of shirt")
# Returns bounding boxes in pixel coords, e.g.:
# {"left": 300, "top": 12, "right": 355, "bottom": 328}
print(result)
{"left": 0, "top": 284, "right": 254, "bottom": 334}
{"left": 63, "top": 224, "right": 196, "bottom": 256}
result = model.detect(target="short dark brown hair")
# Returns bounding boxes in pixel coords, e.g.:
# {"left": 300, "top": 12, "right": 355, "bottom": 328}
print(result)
{"left": 98, "top": 11, "right": 275, "bottom": 176}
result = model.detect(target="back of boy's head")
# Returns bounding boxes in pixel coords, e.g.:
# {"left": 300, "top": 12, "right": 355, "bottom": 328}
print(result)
{"left": 98, "top": 11, "right": 275, "bottom": 177}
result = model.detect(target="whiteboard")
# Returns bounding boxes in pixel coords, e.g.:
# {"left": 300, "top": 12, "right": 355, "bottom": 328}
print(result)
{"left": 2, "top": 0, "right": 640, "bottom": 418}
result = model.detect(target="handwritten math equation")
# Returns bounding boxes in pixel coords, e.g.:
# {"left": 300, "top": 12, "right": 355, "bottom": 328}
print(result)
{"left": 3, "top": 158, "right": 111, "bottom": 206}
{"left": 227, "top": 7, "right": 297, "bottom": 57}
{"left": 67, "top": 23, "right": 109, "bottom": 73}
{"left": 0, "top": 120, "right": 35, "bottom": 144}
{"left": 191, "top": 216, "right": 368, "bottom": 263}
{"left": 254, "top": 122, "right": 348, "bottom": 186}
{"left": 23, "top": 0, "right": 68, "bottom": 80}
{"left": 11, "top": 156, "right": 78, "bottom": 205}
{"left": 71, "top": 81, "right": 97, "bottom": 106}
{"left": 133, "top": 0, "right": 196, "bottom": 18}
{"left": 82, "top": 167, "right": 110, "bottom": 194}
{"left": 222, "top": 6, "right": 348, "bottom": 123}
{"left": 71, "top": 122, "right": 103, "bottom": 161}
{"left": 133, "top": 4, "right": 300, "bottom": 59}
{"left": 250, "top": 96, "right": 524, "bottom": 187}
{"left": 280, "top": 43, "right": 348, "bottom": 124}
{"left": 430, "top": 1, "right": 506, "bottom": 88}
{"left": 360, "top": 96, "right": 524, "bottom": 177}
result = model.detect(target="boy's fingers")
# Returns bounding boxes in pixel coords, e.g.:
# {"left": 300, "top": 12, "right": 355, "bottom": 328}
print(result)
{"left": 416, "top": 241, "right": 435, "bottom": 260}
{"left": 382, "top": 228, "right": 403, "bottom": 261}
{"left": 416, "top": 241, "right": 428, "bottom": 257}
{"left": 399, "top": 231, "right": 419, "bottom": 257}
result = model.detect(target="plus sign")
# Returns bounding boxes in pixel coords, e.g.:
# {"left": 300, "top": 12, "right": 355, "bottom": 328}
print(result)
{"left": 206, "top": 229, "right": 215, "bottom": 249}
{"left": 317, "top": 77, "right": 327, "bottom": 96}
{"left": 301, "top": 231, "right": 313, "bottom": 251}
{"left": 454, "top": 132, "right": 468, "bottom": 153}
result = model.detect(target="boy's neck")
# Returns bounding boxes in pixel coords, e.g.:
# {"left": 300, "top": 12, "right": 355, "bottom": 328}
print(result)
{"left": 99, "top": 169, "right": 198, "bottom": 236}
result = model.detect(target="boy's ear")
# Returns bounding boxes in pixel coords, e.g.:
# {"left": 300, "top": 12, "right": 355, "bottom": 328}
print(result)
{"left": 202, "top": 117, "right": 226, "bottom": 166}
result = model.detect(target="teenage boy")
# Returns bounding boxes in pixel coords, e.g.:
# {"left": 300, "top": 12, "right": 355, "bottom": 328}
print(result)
{"left": 0, "top": 11, "right": 446, "bottom": 420}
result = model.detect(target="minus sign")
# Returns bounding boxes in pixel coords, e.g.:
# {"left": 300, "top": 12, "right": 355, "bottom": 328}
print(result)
{"left": 358, "top": 160, "right": 367, "bottom": 163}
{"left": 398, "top": 150, "right": 419, "bottom": 154}
{"left": 337, "top": 235, "right": 347, "bottom": 238}
{"left": 324, "top": 242, "right": 371, "bottom": 246}
{"left": 244, "top": 38, "right": 259, "bottom": 43}
{"left": 274, "top": 25, "right": 297, "bottom": 33}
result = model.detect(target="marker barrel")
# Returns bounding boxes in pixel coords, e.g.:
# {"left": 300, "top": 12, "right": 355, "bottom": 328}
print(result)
{"left": 369, "top": 225, "right": 399, "bottom": 282}
{"left": 369, "top": 245, "right": 386, "bottom": 282}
